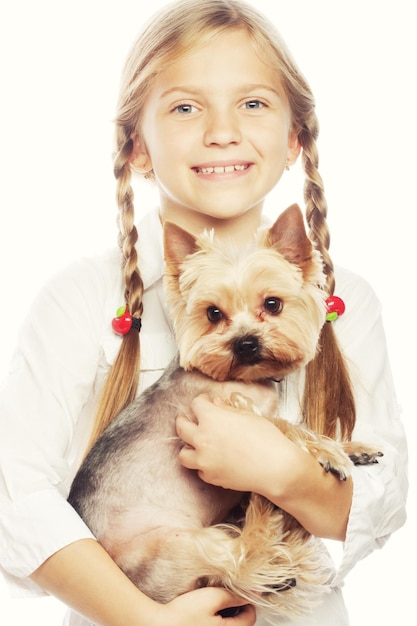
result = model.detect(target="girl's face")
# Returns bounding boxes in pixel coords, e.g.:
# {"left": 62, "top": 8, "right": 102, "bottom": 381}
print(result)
{"left": 134, "top": 29, "right": 300, "bottom": 240}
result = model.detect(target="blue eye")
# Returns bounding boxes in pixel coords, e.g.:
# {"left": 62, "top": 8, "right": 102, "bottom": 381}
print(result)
{"left": 174, "top": 103, "right": 197, "bottom": 114}
{"left": 244, "top": 100, "right": 265, "bottom": 110}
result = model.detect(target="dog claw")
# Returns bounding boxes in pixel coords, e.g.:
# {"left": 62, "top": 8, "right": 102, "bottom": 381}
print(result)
{"left": 321, "top": 462, "right": 348, "bottom": 481}
{"left": 329, "top": 468, "right": 348, "bottom": 481}
{"left": 349, "top": 451, "right": 383, "bottom": 466}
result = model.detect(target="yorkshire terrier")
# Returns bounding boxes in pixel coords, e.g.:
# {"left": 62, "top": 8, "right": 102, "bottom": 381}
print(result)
{"left": 69, "top": 204, "right": 381, "bottom": 622}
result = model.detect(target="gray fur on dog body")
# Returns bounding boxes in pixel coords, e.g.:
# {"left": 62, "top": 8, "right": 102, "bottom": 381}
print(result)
{"left": 69, "top": 357, "right": 280, "bottom": 602}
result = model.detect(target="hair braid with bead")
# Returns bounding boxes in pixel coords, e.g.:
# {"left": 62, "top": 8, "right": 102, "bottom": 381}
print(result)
{"left": 88, "top": 134, "right": 144, "bottom": 449}
{"left": 299, "top": 112, "right": 355, "bottom": 439}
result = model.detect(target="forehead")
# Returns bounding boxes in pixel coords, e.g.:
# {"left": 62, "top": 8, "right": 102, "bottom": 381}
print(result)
{"left": 150, "top": 29, "right": 285, "bottom": 100}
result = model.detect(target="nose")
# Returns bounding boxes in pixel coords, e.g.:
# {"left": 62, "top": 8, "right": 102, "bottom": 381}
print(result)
{"left": 203, "top": 110, "right": 241, "bottom": 147}
{"left": 232, "top": 335, "right": 261, "bottom": 365}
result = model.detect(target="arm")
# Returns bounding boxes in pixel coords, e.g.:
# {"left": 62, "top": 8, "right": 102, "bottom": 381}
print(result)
{"left": 31, "top": 539, "right": 256, "bottom": 626}
{"left": 0, "top": 258, "right": 106, "bottom": 583}
{"left": 331, "top": 267, "right": 408, "bottom": 582}
{"left": 176, "top": 396, "right": 352, "bottom": 540}
{"left": 258, "top": 430, "right": 353, "bottom": 541}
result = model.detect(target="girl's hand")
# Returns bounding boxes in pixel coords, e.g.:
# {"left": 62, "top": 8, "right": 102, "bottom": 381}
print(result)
{"left": 157, "top": 587, "right": 256, "bottom": 626}
{"left": 176, "top": 394, "right": 297, "bottom": 494}
{"left": 176, "top": 394, "right": 353, "bottom": 541}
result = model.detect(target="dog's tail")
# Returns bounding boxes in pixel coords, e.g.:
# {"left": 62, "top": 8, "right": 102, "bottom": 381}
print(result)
{"left": 192, "top": 494, "right": 332, "bottom": 621}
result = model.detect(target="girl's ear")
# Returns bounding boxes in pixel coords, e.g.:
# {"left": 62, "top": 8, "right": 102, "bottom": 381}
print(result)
{"left": 286, "top": 129, "right": 301, "bottom": 166}
{"left": 130, "top": 133, "right": 153, "bottom": 172}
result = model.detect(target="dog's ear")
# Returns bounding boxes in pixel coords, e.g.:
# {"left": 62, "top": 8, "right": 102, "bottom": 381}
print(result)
{"left": 265, "top": 204, "right": 313, "bottom": 267}
{"left": 163, "top": 222, "right": 199, "bottom": 273}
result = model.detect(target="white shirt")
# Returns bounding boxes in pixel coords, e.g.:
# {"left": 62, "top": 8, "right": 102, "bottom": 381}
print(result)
{"left": 0, "top": 208, "right": 408, "bottom": 625}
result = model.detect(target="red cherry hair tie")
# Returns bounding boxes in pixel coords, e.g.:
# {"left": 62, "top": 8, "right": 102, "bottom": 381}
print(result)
{"left": 112, "top": 305, "right": 142, "bottom": 335}
{"left": 325, "top": 296, "right": 345, "bottom": 322}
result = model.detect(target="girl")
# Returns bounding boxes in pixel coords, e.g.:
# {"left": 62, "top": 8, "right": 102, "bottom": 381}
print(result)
{"left": 0, "top": 1, "right": 407, "bottom": 625}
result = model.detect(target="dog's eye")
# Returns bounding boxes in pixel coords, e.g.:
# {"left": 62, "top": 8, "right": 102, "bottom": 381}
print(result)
{"left": 264, "top": 297, "right": 283, "bottom": 315}
{"left": 206, "top": 306, "right": 223, "bottom": 323}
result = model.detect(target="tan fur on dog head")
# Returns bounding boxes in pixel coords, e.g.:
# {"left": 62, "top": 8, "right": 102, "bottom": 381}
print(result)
{"left": 164, "top": 204, "right": 327, "bottom": 382}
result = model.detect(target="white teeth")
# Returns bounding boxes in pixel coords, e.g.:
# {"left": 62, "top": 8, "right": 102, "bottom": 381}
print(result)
{"left": 198, "top": 164, "right": 247, "bottom": 174}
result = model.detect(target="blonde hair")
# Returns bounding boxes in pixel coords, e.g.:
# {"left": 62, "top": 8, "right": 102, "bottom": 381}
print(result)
{"left": 90, "top": 0, "right": 355, "bottom": 448}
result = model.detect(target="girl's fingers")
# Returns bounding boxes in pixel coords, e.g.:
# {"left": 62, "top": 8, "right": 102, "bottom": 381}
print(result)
{"left": 165, "top": 586, "right": 256, "bottom": 626}
{"left": 176, "top": 413, "right": 197, "bottom": 445}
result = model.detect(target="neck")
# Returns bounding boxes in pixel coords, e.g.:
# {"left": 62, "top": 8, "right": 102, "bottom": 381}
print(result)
{"left": 159, "top": 205, "right": 264, "bottom": 246}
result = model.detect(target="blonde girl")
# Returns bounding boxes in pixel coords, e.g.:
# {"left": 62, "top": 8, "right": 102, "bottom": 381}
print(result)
{"left": 0, "top": 1, "right": 407, "bottom": 625}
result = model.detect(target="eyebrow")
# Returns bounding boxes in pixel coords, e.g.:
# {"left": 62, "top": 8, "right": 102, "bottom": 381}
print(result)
{"left": 160, "top": 84, "right": 283, "bottom": 99}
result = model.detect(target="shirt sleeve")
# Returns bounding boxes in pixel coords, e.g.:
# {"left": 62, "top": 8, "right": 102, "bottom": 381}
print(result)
{"left": 331, "top": 267, "right": 408, "bottom": 584}
{"left": 0, "top": 255, "right": 117, "bottom": 587}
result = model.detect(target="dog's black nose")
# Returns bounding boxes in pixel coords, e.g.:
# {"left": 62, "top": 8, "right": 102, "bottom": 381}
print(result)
{"left": 232, "top": 335, "right": 260, "bottom": 364}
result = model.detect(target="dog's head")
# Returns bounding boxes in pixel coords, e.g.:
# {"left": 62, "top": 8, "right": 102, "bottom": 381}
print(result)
{"left": 163, "top": 204, "right": 327, "bottom": 382}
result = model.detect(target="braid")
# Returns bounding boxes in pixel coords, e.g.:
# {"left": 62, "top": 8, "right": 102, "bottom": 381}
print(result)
{"left": 300, "top": 114, "right": 355, "bottom": 440}
{"left": 115, "top": 137, "right": 144, "bottom": 319}
{"left": 299, "top": 117, "right": 334, "bottom": 294}
{"left": 87, "top": 134, "right": 144, "bottom": 451}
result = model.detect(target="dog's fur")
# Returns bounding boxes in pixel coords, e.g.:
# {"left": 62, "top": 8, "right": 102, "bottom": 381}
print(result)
{"left": 68, "top": 205, "right": 381, "bottom": 622}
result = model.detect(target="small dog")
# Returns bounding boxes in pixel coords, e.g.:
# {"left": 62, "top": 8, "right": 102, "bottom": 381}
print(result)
{"left": 69, "top": 204, "right": 381, "bottom": 622}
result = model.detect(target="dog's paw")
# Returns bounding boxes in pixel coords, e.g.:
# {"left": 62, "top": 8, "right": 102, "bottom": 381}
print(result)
{"left": 280, "top": 422, "right": 354, "bottom": 481}
{"left": 318, "top": 456, "right": 352, "bottom": 481}
{"left": 347, "top": 450, "right": 383, "bottom": 466}
{"left": 228, "top": 392, "right": 258, "bottom": 413}
{"left": 307, "top": 441, "right": 353, "bottom": 481}
{"left": 343, "top": 442, "right": 383, "bottom": 466}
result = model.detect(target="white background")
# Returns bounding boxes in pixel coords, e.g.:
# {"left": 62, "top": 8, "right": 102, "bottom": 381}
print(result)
{"left": 0, "top": 0, "right": 415, "bottom": 623}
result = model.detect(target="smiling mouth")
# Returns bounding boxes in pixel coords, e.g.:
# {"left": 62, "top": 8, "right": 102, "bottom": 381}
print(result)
{"left": 194, "top": 164, "right": 250, "bottom": 174}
